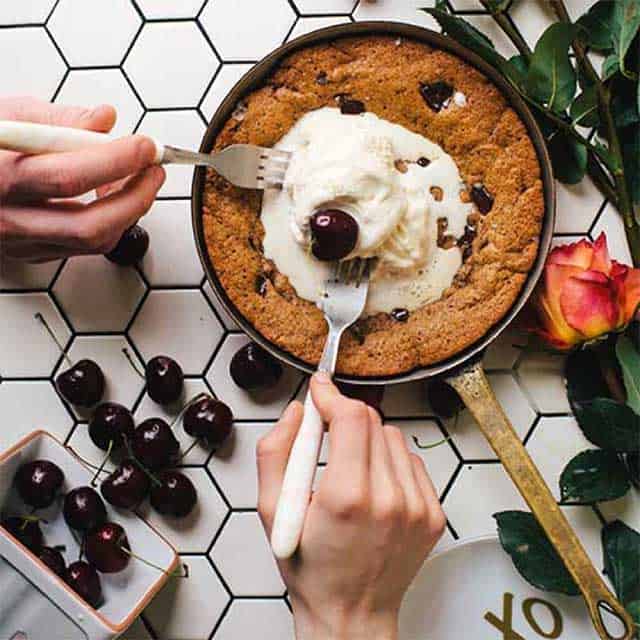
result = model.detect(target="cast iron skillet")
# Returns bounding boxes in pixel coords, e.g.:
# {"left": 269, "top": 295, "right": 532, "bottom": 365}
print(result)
{"left": 191, "top": 22, "right": 632, "bottom": 640}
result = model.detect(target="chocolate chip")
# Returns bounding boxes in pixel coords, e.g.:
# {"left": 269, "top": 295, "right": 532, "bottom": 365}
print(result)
{"left": 417, "top": 157, "right": 431, "bottom": 167}
{"left": 391, "top": 308, "right": 410, "bottom": 322}
{"left": 419, "top": 81, "right": 454, "bottom": 112}
{"left": 255, "top": 274, "right": 268, "bottom": 296}
{"left": 394, "top": 159, "right": 408, "bottom": 174}
{"left": 430, "top": 186, "right": 443, "bottom": 202}
{"left": 471, "top": 184, "right": 494, "bottom": 214}
{"left": 316, "top": 71, "right": 328, "bottom": 85}
{"left": 457, "top": 224, "right": 477, "bottom": 261}
{"left": 336, "top": 94, "right": 366, "bottom": 115}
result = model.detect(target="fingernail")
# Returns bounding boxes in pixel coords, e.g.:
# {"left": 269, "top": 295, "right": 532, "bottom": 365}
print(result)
{"left": 314, "top": 371, "right": 331, "bottom": 384}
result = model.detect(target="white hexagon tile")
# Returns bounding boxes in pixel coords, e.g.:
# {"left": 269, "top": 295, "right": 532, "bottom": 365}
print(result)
{"left": 0, "top": 293, "right": 70, "bottom": 378}
{"left": 55, "top": 69, "right": 144, "bottom": 137}
{"left": 0, "top": 381, "right": 73, "bottom": 451}
{"left": 209, "top": 512, "right": 286, "bottom": 596}
{"left": 0, "top": 27, "right": 65, "bottom": 98}
{"left": 1, "top": 1, "right": 638, "bottom": 638}
{"left": 123, "top": 21, "right": 219, "bottom": 108}
{"left": 130, "top": 289, "right": 223, "bottom": 374}
{"left": 199, "top": 0, "right": 296, "bottom": 61}
{"left": 52, "top": 256, "right": 146, "bottom": 332}
{"left": 48, "top": 0, "right": 141, "bottom": 67}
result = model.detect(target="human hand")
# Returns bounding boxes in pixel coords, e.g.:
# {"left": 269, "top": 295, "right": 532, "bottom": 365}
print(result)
{"left": 257, "top": 373, "right": 446, "bottom": 640}
{"left": 0, "top": 96, "right": 165, "bottom": 262}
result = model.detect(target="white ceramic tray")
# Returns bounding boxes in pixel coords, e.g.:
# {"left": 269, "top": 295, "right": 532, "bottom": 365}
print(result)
{"left": 0, "top": 431, "right": 179, "bottom": 640}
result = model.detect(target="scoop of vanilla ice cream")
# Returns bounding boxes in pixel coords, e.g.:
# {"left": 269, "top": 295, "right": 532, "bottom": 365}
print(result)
{"left": 260, "top": 107, "right": 473, "bottom": 315}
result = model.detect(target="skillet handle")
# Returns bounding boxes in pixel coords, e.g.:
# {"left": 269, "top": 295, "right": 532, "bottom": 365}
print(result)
{"left": 446, "top": 360, "right": 634, "bottom": 640}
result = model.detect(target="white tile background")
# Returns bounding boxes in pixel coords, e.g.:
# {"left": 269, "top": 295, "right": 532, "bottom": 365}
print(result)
{"left": 0, "top": 1, "right": 638, "bottom": 638}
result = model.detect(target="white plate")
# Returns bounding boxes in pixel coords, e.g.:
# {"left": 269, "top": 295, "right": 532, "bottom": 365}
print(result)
{"left": 400, "top": 536, "right": 612, "bottom": 639}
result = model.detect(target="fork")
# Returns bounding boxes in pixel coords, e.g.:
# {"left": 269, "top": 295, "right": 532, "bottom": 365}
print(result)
{"left": 0, "top": 120, "right": 290, "bottom": 190}
{"left": 270, "top": 258, "right": 371, "bottom": 559}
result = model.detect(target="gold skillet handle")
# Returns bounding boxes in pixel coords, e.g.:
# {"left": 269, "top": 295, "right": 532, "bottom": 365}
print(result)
{"left": 446, "top": 360, "right": 634, "bottom": 640}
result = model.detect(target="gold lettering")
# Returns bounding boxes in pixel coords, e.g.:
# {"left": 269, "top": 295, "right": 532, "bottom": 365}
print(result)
{"left": 522, "top": 598, "right": 563, "bottom": 639}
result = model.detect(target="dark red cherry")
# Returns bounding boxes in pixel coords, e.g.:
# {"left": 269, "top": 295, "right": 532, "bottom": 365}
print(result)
{"left": 230, "top": 342, "right": 283, "bottom": 390}
{"left": 131, "top": 418, "right": 180, "bottom": 470}
{"left": 1, "top": 516, "right": 43, "bottom": 553}
{"left": 419, "top": 81, "right": 454, "bottom": 112}
{"left": 150, "top": 470, "right": 197, "bottom": 518}
{"left": 89, "top": 402, "right": 135, "bottom": 451}
{"left": 66, "top": 561, "right": 102, "bottom": 607}
{"left": 183, "top": 397, "right": 233, "bottom": 447}
{"left": 84, "top": 522, "right": 130, "bottom": 574}
{"left": 39, "top": 546, "right": 66, "bottom": 578}
{"left": 56, "top": 359, "right": 105, "bottom": 407}
{"left": 63, "top": 487, "right": 107, "bottom": 531}
{"left": 309, "top": 209, "right": 358, "bottom": 261}
{"left": 426, "top": 378, "right": 464, "bottom": 419}
{"left": 101, "top": 460, "right": 150, "bottom": 510}
{"left": 146, "top": 356, "right": 184, "bottom": 405}
{"left": 105, "top": 225, "right": 149, "bottom": 266}
{"left": 14, "top": 460, "right": 65, "bottom": 509}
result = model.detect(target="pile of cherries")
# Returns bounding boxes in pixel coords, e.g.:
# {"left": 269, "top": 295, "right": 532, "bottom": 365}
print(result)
{"left": 2, "top": 459, "right": 132, "bottom": 608}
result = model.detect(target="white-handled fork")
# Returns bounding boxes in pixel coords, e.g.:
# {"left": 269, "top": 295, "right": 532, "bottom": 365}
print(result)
{"left": 0, "top": 120, "right": 290, "bottom": 190}
{"left": 270, "top": 258, "right": 371, "bottom": 559}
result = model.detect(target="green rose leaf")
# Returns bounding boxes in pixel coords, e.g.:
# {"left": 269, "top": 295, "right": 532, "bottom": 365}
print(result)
{"left": 504, "top": 54, "right": 528, "bottom": 88}
{"left": 616, "top": 335, "right": 640, "bottom": 414}
{"left": 559, "top": 450, "right": 631, "bottom": 504}
{"left": 547, "top": 127, "right": 588, "bottom": 183}
{"left": 602, "top": 520, "right": 640, "bottom": 628}
{"left": 602, "top": 53, "right": 620, "bottom": 80}
{"left": 494, "top": 511, "right": 579, "bottom": 596}
{"left": 572, "top": 397, "right": 640, "bottom": 452}
{"left": 423, "top": 8, "right": 507, "bottom": 72}
{"left": 525, "top": 23, "right": 578, "bottom": 113}
{"left": 611, "top": 75, "right": 640, "bottom": 129}
{"left": 613, "top": 0, "right": 640, "bottom": 77}
{"left": 577, "top": 0, "right": 615, "bottom": 52}
{"left": 570, "top": 84, "right": 600, "bottom": 128}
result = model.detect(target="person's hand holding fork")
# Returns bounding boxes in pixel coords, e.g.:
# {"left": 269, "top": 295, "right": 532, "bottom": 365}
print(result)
{"left": 258, "top": 373, "right": 446, "bottom": 640}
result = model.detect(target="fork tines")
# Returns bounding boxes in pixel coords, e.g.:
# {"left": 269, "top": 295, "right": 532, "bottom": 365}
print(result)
{"left": 257, "top": 147, "right": 291, "bottom": 189}
{"left": 333, "top": 258, "right": 370, "bottom": 287}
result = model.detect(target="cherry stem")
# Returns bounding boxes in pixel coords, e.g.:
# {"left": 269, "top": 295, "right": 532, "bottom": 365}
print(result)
{"left": 170, "top": 392, "right": 209, "bottom": 429}
{"left": 18, "top": 515, "right": 45, "bottom": 529}
{"left": 91, "top": 440, "right": 113, "bottom": 487}
{"left": 35, "top": 312, "right": 73, "bottom": 366}
{"left": 123, "top": 435, "right": 162, "bottom": 488}
{"left": 66, "top": 448, "right": 110, "bottom": 476}
{"left": 412, "top": 435, "right": 451, "bottom": 450}
{"left": 121, "top": 546, "right": 189, "bottom": 579}
{"left": 121, "top": 347, "right": 145, "bottom": 380}
{"left": 179, "top": 439, "right": 200, "bottom": 462}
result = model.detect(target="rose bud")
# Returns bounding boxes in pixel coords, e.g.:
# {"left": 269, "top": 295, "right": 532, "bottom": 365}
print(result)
{"left": 529, "top": 233, "right": 640, "bottom": 350}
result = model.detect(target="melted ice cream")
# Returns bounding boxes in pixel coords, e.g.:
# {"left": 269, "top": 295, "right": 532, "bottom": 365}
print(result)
{"left": 261, "top": 108, "right": 473, "bottom": 315}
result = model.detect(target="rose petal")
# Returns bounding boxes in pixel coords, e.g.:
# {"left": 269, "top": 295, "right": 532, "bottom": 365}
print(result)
{"left": 548, "top": 237, "right": 594, "bottom": 269}
{"left": 560, "top": 270, "right": 619, "bottom": 339}
{"left": 589, "top": 232, "right": 612, "bottom": 274}
{"left": 622, "top": 267, "right": 640, "bottom": 323}
{"left": 532, "top": 264, "right": 585, "bottom": 347}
